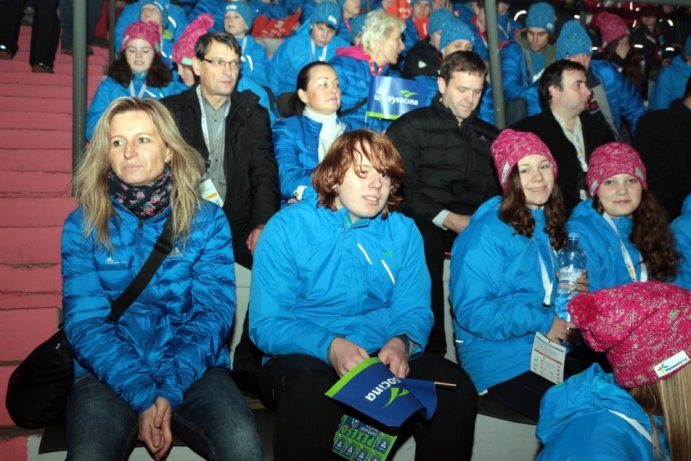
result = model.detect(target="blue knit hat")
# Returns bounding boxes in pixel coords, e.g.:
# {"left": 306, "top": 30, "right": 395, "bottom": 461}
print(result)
{"left": 349, "top": 14, "right": 366, "bottom": 42}
{"left": 429, "top": 8, "right": 454, "bottom": 34}
{"left": 311, "top": 1, "right": 342, "bottom": 29}
{"left": 556, "top": 20, "right": 593, "bottom": 59}
{"left": 440, "top": 19, "right": 474, "bottom": 50}
{"left": 225, "top": 1, "right": 256, "bottom": 30}
{"left": 526, "top": 2, "right": 556, "bottom": 33}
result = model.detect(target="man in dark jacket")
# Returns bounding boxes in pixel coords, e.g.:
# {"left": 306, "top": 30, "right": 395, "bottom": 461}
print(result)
{"left": 387, "top": 51, "right": 500, "bottom": 356}
{"left": 634, "top": 76, "right": 691, "bottom": 221}
{"left": 512, "top": 59, "right": 614, "bottom": 215}
{"left": 162, "top": 31, "right": 279, "bottom": 270}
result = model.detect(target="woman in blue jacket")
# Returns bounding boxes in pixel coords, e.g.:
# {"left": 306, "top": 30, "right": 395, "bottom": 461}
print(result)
{"left": 273, "top": 61, "right": 348, "bottom": 206}
{"left": 250, "top": 130, "right": 478, "bottom": 461}
{"left": 537, "top": 281, "right": 691, "bottom": 460}
{"left": 566, "top": 142, "right": 679, "bottom": 292}
{"left": 450, "top": 129, "right": 574, "bottom": 421}
{"left": 86, "top": 21, "right": 184, "bottom": 140}
{"left": 64, "top": 98, "right": 261, "bottom": 460}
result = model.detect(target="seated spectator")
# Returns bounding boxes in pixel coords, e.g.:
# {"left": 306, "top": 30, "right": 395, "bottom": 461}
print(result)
{"left": 595, "top": 12, "right": 644, "bottom": 96}
{"left": 115, "top": 0, "right": 189, "bottom": 68}
{"left": 270, "top": 1, "right": 349, "bottom": 100}
{"left": 224, "top": 1, "right": 270, "bottom": 87}
{"left": 466, "top": 0, "right": 519, "bottom": 61}
{"left": 567, "top": 143, "right": 679, "bottom": 292}
{"left": 402, "top": 0, "right": 432, "bottom": 56}
{"left": 273, "top": 62, "right": 349, "bottom": 206}
{"left": 64, "top": 97, "right": 262, "bottom": 460}
{"left": 330, "top": 9, "right": 405, "bottom": 132}
{"left": 336, "top": 0, "right": 363, "bottom": 44}
{"left": 649, "top": 36, "right": 691, "bottom": 109}
{"left": 631, "top": 5, "right": 663, "bottom": 98}
{"left": 87, "top": 21, "right": 185, "bottom": 140}
{"left": 672, "top": 194, "right": 691, "bottom": 290}
{"left": 450, "top": 129, "right": 585, "bottom": 421}
{"left": 537, "top": 281, "right": 691, "bottom": 461}
{"left": 402, "top": 7, "right": 454, "bottom": 81}
{"left": 250, "top": 129, "right": 479, "bottom": 461}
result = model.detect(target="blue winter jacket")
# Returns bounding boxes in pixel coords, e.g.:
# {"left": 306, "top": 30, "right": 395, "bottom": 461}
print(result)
{"left": 249, "top": 188, "right": 433, "bottom": 363}
{"left": 114, "top": 0, "right": 189, "bottom": 68}
{"left": 672, "top": 194, "right": 691, "bottom": 290}
{"left": 450, "top": 196, "right": 557, "bottom": 392}
{"left": 537, "top": 364, "right": 669, "bottom": 461}
{"left": 566, "top": 199, "right": 645, "bottom": 291}
{"left": 239, "top": 35, "right": 271, "bottom": 88}
{"left": 649, "top": 55, "right": 691, "bottom": 110}
{"left": 62, "top": 200, "right": 235, "bottom": 414}
{"left": 402, "top": 16, "right": 422, "bottom": 58}
{"left": 273, "top": 115, "right": 349, "bottom": 205}
{"left": 500, "top": 37, "right": 554, "bottom": 116}
{"left": 270, "top": 29, "right": 350, "bottom": 96}
{"left": 86, "top": 75, "right": 185, "bottom": 140}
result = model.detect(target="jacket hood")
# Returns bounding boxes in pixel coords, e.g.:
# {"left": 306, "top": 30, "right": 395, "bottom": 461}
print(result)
{"left": 682, "top": 194, "right": 691, "bottom": 215}
{"left": 469, "top": 196, "right": 502, "bottom": 224}
{"left": 335, "top": 45, "right": 370, "bottom": 61}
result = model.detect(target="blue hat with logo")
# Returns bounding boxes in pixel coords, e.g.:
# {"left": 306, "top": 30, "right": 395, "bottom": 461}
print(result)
{"left": 556, "top": 20, "right": 593, "bottom": 59}
{"left": 440, "top": 19, "right": 474, "bottom": 50}
{"left": 526, "top": 2, "right": 556, "bottom": 33}
{"left": 429, "top": 8, "right": 454, "bottom": 35}
{"left": 225, "top": 1, "right": 256, "bottom": 30}
{"left": 311, "top": 1, "right": 342, "bottom": 29}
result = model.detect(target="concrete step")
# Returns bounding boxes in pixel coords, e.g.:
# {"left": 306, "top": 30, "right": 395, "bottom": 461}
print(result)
{"left": 0, "top": 59, "right": 106, "bottom": 76}
{"left": 0, "top": 227, "right": 62, "bottom": 265}
{"left": 0, "top": 198, "right": 76, "bottom": 227}
{"left": 0, "top": 112, "right": 71, "bottom": 131}
{"left": 0, "top": 84, "right": 99, "bottom": 101}
{"left": 14, "top": 49, "right": 109, "bottom": 66}
{"left": 0, "top": 72, "right": 106, "bottom": 87}
{"left": 0, "top": 264, "right": 62, "bottom": 294}
{"left": 0, "top": 97, "right": 73, "bottom": 114}
{"left": 0, "top": 170, "right": 72, "bottom": 195}
{"left": 0, "top": 293, "right": 62, "bottom": 310}
{"left": 0, "top": 149, "right": 72, "bottom": 172}
{"left": 0, "top": 129, "right": 71, "bottom": 149}
{"left": 0, "top": 307, "right": 61, "bottom": 362}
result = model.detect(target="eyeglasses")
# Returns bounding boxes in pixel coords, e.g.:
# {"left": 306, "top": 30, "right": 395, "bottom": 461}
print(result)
{"left": 202, "top": 58, "right": 240, "bottom": 70}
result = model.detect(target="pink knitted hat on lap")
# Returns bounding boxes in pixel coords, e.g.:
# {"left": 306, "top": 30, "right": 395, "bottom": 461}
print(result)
{"left": 490, "top": 129, "right": 558, "bottom": 191}
{"left": 586, "top": 142, "right": 647, "bottom": 196}
{"left": 569, "top": 281, "right": 691, "bottom": 388}
{"left": 172, "top": 14, "right": 214, "bottom": 65}
{"left": 122, "top": 21, "right": 161, "bottom": 52}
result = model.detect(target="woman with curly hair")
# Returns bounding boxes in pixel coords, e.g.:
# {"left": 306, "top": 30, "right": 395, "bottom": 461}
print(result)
{"left": 86, "top": 21, "right": 184, "bottom": 140}
{"left": 450, "top": 129, "right": 582, "bottom": 422}
{"left": 566, "top": 142, "right": 679, "bottom": 292}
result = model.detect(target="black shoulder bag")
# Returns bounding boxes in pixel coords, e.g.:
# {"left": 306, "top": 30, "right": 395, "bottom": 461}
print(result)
{"left": 5, "top": 214, "right": 174, "bottom": 429}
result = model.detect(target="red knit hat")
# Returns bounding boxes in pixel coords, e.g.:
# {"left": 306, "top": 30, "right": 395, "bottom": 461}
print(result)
{"left": 172, "top": 14, "right": 214, "bottom": 65}
{"left": 490, "top": 129, "right": 558, "bottom": 191}
{"left": 596, "top": 12, "right": 629, "bottom": 48}
{"left": 569, "top": 281, "right": 691, "bottom": 389}
{"left": 586, "top": 142, "right": 647, "bottom": 196}
{"left": 121, "top": 20, "right": 161, "bottom": 53}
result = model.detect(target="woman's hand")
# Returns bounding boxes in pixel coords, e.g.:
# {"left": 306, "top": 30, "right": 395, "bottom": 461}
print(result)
{"left": 378, "top": 337, "right": 409, "bottom": 378}
{"left": 546, "top": 317, "right": 576, "bottom": 344}
{"left": 328, "top": 337, "right": 369, "bottom": 377}
{"left": 138, "top": 397, "right": 173, "bottom": 461}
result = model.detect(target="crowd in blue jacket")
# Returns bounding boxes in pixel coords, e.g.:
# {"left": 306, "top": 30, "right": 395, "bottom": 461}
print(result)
{"left": 649, "top": 55, "right": 691, "bottom": 110}
{"left": 500, "top": 36, "right": 554, "bottom": 116}
{"left": 62, "top": 200, "right": 235, "bottom": 414}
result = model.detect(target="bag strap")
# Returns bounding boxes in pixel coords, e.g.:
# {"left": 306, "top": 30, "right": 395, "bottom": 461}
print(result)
{"left": 339, "top": 97, "right": 368, "bottom": 117}
{"left": 107, "top": 213, "right": 175, "bottom": 323}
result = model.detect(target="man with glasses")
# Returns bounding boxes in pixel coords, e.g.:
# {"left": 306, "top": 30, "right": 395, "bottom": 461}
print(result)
{"left": 163, "top": 31, "right": 279, "bottom": 269}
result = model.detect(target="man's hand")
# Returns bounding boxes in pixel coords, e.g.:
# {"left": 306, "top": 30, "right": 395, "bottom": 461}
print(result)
{"left": 138, "top": 397, "right": 173, "bottom": 461}
{"left": 328, "top": 338, "right": 369, "bottom": 377}
{"left": 246, "top": 225, "right": 265, "bottom": 256}
{"left": 442, "top": 212, "right": 470, "bottom": 234}
{"left": 378, "top": 337, "right": 409, "bottom": 378}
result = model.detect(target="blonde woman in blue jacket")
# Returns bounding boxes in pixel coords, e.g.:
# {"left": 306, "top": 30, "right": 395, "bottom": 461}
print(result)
{"left": 250, "top": 130, "right": 478, "bottom": 460}
{"left": 64, "top": 98, "right": 261, "bottom": 461}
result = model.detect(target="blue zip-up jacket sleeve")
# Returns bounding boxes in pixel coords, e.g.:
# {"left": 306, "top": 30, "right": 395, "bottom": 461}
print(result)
{"left": 648, "top": 55, "right": 691, "bottom": 110}
{"left": 190, "top": 0, "right": 225, "bottom": 32}
{"left": 500, "top": 40, "right": 542, "bottom": 116}
{"left": 242, "top": 36, "right": 271, "bottom": 87}
{"left": 273, "top": 116, "right": 320, "bottom": 202}
{"left": 590, "top": 60, "right": 646, "bottom": 136}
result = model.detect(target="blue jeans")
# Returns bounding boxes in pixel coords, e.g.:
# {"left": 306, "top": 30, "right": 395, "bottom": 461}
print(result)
{"left": 66, "top": 368, "right": 263, "bottom": 461}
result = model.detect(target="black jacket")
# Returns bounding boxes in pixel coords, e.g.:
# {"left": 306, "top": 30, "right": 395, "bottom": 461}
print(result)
{"left": 387, "top": 97, "right": 500, "bottom": 222}
{"left": 633, "top": 99, "right": 691, "bottom": 221}
{"left": 162, "top": 86, "right": 280, "bottom": 268}
{"left": 511, "top": 109, "right": 614, "bottom": 216}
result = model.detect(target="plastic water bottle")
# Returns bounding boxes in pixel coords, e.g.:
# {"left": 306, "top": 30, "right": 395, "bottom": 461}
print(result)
{"left": 554, "top": 233, "right": 587, "bottom": 321}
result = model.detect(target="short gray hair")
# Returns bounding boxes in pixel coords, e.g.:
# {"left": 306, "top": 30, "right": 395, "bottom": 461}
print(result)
{"left": 361, "top": 10, "right": 405, "bottom": 55}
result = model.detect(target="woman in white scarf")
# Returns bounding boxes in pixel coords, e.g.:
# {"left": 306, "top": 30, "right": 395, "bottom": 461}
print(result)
{"left": 273, "top": 62, "right": 349, "bottom": 206}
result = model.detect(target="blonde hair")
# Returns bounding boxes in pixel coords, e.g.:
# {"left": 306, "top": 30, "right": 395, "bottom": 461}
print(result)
{"left": 630, "top": 364, "right": 691, "bottom": 461}
{"left": 361, "top": 9, "right": 405, "bottom": 55}
{"left": 73, "top": 97, "right": 205, "bottom": 249}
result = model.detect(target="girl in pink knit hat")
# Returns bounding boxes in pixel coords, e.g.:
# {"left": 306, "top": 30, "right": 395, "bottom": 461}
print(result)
{"left": 596, "top": 11, "right": 645, "bottom": 95}
{"left": 566, "top": 142, "right": 679, "bottom": 292}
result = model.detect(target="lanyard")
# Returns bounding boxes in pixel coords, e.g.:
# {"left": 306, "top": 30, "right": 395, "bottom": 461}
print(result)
{"left": 128, "top": 81, "right": 148, "bottom": 98}
{"left": 240, "top": 35, "right": 247, "bottom": 53}
{"left": 367, "top": 58, "right": 383, "bottom": 76}
{"left": 533, "top": 238, "right": 556, "bottom": 306}
{"left": 603, "top": 213, "right": 648, "bottom": 283}
{"left": 310, "top": 40, "right": 328, "bottom": 62}
{"left": 196, "top": 85, "right": 230, "bottom": 158}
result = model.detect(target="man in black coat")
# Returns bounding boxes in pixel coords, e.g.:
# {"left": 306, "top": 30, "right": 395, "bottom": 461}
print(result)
{"left": 162, "top": 32, "right": 279, "bottom": 270}
{"left": 512, "top": 59, "right": 614, "bottom": 215}
{"left": 387, "top": 51, "right": 500, "bottom": 356}
{"left": 634, "top": 76, "right": 691, "bottom": 221}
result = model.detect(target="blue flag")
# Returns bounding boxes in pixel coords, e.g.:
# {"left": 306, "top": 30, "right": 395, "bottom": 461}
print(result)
{"left": 366, "top": 76, "right": 427, "bottom": 121}
{"left": 325, "top": 358, "right": 437, "bottom": 428}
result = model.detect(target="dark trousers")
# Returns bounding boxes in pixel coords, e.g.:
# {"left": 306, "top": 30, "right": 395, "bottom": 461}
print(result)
{"left": 260, "top": 353, "right": 478, "bottom": 461}
{"left": 58, "top": 0, "right": 104, "bottom": 49}
{"left": 0, "top": 0, "right": 60, "bottom": 66}
{"left": 414, "top": 219, "right": 459, "bottom": 355}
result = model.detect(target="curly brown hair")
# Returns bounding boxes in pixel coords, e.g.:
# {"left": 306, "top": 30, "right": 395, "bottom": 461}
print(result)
{"left": 499, "top": 166, "right": 567, "bottom": 250}
{"left": 593, "top": 191, "right": 679, "bottom": 281}
{"left": 108, "top": 52, "right": 172, "bottom": 87}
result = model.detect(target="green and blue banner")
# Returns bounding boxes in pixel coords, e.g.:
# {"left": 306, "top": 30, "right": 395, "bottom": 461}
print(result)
{"left": 365, "top": 76, "right": 427, "bottom": 121}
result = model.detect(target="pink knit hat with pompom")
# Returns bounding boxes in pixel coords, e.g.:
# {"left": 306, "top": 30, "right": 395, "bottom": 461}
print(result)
{"left": 172, "top": 14, "right": 214, "bottom": 65}
{"left": 596, "top": 12, "right": 630, "bottom": 48}
{"left": 569, "top": 281, "right": 691, "bottom": 389}
{"left": 490, "top": 129, "right": 558, "bottom": 191}
{"left": 121, "top": 20, "right": 161, "bottom": 53}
